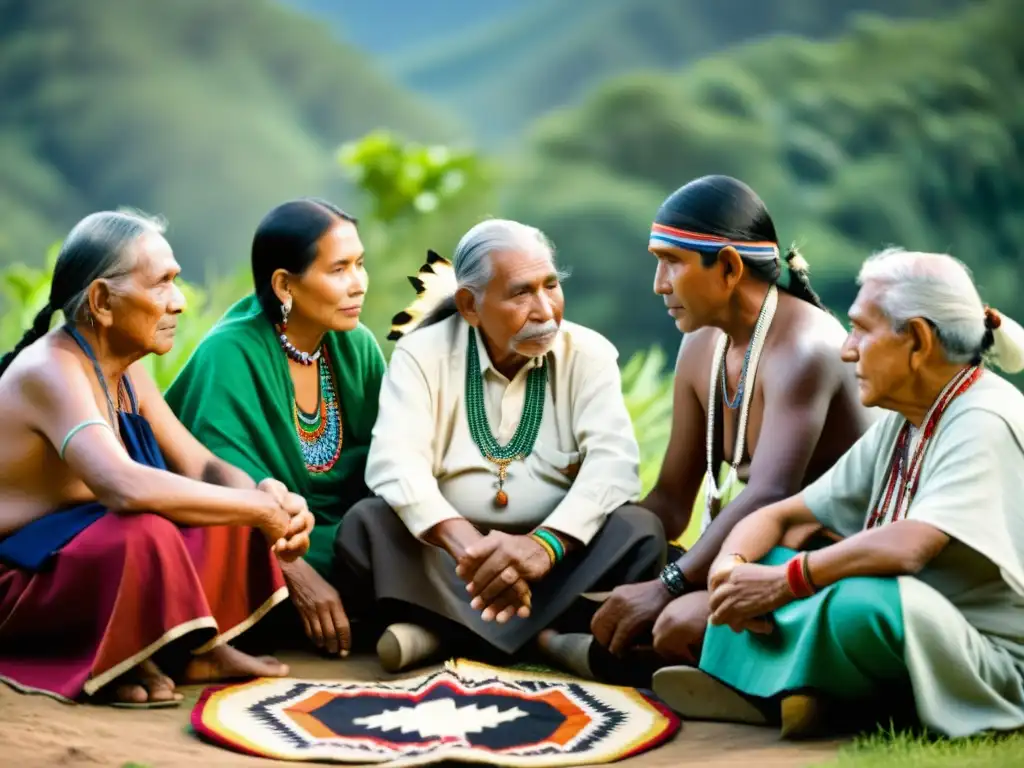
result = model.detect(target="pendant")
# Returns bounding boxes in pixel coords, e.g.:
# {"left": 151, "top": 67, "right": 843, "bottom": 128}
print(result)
{"left": 491, "top": 457, "right": 515, "bottom": 508}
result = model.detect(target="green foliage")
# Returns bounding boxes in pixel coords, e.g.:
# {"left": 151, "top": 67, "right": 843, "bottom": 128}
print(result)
{"left": 0, "top": 243, "right": 60, "bottom": 350}
{"left": 506, "top": 0, "right": 1023, "bottom": 362}
{"left": 620, "top": 346, "right": 675, "bottom": 494}
{"left": 0, "top": 0, "right": 459, "bottom": 277}
{"left": 338, "top": 131, "right": 485, "bottom": 224}
{"left": 337, "top": 130, "right": 498, "bottom": 345}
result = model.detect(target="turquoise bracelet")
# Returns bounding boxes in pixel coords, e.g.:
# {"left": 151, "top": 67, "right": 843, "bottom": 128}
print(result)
{"left": 59, "top": 418, "right": 111, "bottom": 461}
{"left": 533, "top": 528, "right": 565, "bottom": 562}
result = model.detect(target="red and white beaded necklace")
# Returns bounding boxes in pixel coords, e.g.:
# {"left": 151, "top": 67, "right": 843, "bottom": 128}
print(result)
{"left": 865, "top": 365, "right": 982, "bottom": 529}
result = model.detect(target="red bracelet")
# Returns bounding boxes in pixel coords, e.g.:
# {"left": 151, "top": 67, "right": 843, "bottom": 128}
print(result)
{"left": 786, "top": 554, "right": 816, "bottom": 598}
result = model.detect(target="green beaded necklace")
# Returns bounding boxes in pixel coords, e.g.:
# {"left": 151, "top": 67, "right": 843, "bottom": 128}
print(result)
{"left": 465, "top": 328, "right": 547, "bottom": 508}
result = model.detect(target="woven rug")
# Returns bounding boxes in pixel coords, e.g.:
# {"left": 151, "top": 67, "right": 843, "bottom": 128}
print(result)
{"left": 191, "top": 659, "right": 680, "bottom": 765}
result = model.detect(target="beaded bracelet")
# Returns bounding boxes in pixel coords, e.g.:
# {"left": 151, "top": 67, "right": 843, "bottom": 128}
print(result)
{"left": 531, "top": 529, "right": 565, "bottom": 563}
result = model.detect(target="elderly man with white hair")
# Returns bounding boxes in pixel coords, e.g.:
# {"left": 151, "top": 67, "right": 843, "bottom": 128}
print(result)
{"left": 651, "top": 247, "right": 1024, "bottom": 739}
{"left": 336, "top": 219, "right": 665, "bottom": 672}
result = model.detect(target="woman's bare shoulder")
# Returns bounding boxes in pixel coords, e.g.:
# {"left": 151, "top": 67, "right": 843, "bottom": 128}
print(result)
{"left": 3, "top": 334, "right": 88, "bottom": 395}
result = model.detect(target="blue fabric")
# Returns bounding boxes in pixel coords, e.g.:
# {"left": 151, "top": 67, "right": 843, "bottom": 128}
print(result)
{"left": 0, "top": 327, "right": 169, "bottom": 571}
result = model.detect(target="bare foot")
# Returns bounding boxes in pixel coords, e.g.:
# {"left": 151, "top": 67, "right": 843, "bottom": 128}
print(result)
{"left": 183, "top": 644, "right": 289, "bottom": 683}
{"left": 109, "top": 659, "right": 183, "bottom": 706}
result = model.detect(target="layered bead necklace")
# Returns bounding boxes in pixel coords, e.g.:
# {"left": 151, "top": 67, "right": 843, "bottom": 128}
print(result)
{"left": 704, "top": 284, "right": 779, "bottom": 514}
{"left": 464, "top": 329, "right": 546, "bottom": 508}
{"left": 277, "top": 325, "right": 342, "bottom": 474}
{"left": 866, "top": 365, "right": 981, "bottom": 529}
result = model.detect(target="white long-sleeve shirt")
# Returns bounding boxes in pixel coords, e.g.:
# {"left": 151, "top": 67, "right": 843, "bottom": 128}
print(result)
{"left": 365, "top": 314, "right": 641, "bottom": 545}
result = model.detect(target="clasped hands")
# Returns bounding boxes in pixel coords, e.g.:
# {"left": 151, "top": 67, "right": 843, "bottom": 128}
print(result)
{"left": 706, "top": 553, "right": 794, "bottom": 634}
{"left": 454, "top": 530, "right": 554, "bottom": 624}
{"left": 257, "top": 477, "right": 315, "bottom": 562}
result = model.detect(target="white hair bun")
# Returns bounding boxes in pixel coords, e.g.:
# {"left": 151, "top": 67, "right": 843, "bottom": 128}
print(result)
{"left": 989, "top": 309, "right": 1024, "bottom": 374}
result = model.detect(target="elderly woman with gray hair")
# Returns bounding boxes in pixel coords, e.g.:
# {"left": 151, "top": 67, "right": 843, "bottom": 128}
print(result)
{"left": 652, "top": 247, "right": 1024, "bottom": 738}
{"left": 336, "top": 219, "right": 665, "bottom": 672}
{"left": 0, "top": 211, "right": 314, "bottom": 707}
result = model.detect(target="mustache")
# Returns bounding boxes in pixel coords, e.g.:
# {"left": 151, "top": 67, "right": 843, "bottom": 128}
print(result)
{"left": 513, "top": 320, "right": 559, "bottom": 343}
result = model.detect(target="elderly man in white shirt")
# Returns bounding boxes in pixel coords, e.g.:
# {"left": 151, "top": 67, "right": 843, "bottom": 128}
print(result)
{"left": 336, "top": 219, "right": 666, "bottom": 672}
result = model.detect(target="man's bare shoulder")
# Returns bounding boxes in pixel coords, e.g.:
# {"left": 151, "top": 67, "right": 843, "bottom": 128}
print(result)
{"left": 672, "top": 327, "right": 720, "bottom": 386}
{"left": 765, "top": 297, "right": 850, "bottom": 385}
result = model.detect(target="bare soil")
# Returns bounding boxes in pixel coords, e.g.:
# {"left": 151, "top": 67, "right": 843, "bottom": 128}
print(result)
{"left": 0, "top": 652, "right": 844, "bottom": 768}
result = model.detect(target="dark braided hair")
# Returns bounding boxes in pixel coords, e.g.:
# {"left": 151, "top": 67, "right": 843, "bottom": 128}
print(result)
{"left": 0, "top": 210, "right": 165, "bottom": 379}
{"left": 654, "top": 175, "right": 829, "bottom": 311}
{"left": 251, "top": 198, "right": 357, "bottom": 323}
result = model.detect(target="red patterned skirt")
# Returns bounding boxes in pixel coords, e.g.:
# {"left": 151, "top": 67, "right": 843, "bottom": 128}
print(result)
{"left": 0, "top": 511, "right": 286, "bottom": 700}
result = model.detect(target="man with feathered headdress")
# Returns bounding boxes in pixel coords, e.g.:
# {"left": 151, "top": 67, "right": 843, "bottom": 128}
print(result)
{"left": 335, "top": 219, "right": 665, "bottom": 672}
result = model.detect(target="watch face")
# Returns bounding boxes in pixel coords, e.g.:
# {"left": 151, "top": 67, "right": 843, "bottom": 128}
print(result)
{"left": 660, "top": 563, "right": 686, "bottom": 596}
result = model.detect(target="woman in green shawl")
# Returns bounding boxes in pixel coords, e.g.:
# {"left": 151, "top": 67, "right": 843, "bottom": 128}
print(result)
{"left": 165, "top": 198, "right": 385, "bottom": 659}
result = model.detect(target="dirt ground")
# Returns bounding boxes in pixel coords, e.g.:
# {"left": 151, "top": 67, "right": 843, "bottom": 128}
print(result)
{"left": 0, "top": 652, "right": 845, "bottom": 768}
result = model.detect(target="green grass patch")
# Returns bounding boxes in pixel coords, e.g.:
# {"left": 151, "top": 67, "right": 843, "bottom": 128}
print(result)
{"left": 816, "top": 727, "right": 1024, "bottom": 767}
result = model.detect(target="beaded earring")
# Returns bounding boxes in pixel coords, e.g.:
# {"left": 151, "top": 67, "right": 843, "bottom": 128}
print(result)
{"left": 280, "top": 297, "right": 292, "bottom": 330}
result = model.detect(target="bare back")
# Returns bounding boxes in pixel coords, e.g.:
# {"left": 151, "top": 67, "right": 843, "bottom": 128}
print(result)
{"left": 646, "top": 291, "right": 874, "bottom": 538}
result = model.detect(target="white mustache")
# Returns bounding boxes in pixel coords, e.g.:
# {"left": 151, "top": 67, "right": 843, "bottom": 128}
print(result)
{"left": 513, "top": 320, "right": 559, "bottom": 344}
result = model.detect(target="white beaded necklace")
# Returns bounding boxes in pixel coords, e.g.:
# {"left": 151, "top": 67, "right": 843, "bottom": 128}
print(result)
{"left": 703, "top": 284, "right": 779, "bottom": 520}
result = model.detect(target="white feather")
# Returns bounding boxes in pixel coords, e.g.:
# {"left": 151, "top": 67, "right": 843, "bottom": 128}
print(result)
{"left": 388, "top": 251, "right": 458, "bottom": 340}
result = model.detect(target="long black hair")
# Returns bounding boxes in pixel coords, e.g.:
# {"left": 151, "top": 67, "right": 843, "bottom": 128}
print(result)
{"left": 654, "top": 175, "right": 827, "bottom": 310}
{"left": 251, "top": 198, "right": 357, "bottom": 322}
{"left": 0, "top": 210, "right": 164, "bottom": 380}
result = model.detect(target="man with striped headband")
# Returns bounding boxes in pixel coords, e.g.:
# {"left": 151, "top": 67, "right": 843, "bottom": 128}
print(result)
{"left": 334, "top": 218, "right": 665, "bottom": 672}
{"left": 653, "top": 248, "right": 1024, "bottom": 739}
{"left": 541, "top": 175, "right": 873, "bottom": 680}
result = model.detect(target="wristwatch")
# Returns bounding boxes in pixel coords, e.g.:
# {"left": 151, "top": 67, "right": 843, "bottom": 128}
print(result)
{"left": 659, "top": 561, "right": 690, "bottom": 597}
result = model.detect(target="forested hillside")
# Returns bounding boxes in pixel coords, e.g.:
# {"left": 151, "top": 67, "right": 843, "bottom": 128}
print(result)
{"left": 386, "top": 0, "right": 969, "bottom": 140}
{"left": 504, "top": 0, "right": 1022, "bottom": 358}
{"left": 0, "top": 0, "right": 458, "bottom": 275}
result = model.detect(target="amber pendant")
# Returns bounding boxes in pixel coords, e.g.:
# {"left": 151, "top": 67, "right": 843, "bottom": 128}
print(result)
{"left": 492, "top": 457, "right": 514, "bottom": 509}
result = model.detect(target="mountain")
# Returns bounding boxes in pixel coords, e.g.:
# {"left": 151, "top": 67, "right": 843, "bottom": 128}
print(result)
{"left": 0, "top": 0, "right": 459, "bottom": 276}
{"left": 292, "top": 0, "right": 969, "bottom": 141}
{"left": 280, "top": 0, "right": 529, "bottom": 56}
{"left": 503, "top": 0, "right": 1022, "bottom": 359}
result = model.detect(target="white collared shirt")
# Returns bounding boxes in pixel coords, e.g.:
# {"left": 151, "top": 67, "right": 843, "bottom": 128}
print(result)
{"left": 365, "top": 314, "right": 641, "bottom": 544}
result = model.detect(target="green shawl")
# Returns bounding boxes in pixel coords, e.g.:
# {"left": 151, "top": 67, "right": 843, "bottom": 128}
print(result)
{"left": 164, "top": 294, "right": 386, "bottom": 579}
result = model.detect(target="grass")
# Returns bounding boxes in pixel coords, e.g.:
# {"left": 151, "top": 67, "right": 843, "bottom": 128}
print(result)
{"left": 816, "top": 727, "right": 1024, "bottom": 767}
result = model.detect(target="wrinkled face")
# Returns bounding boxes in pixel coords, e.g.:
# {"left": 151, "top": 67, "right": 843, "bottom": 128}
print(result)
{"left": 103, "top": 232, "right": 185, "bottom": 356}
{"left": 472, "top": 249, "right": 565, "bottom": 359}
{"left": 651, "top": 244, "right": 728, "bottom": 333}
{"left": 841, "top": 281, "right": 914, "bottom": 408}
{"left": 285, "top": 220, "right": 367, "bottom": 332}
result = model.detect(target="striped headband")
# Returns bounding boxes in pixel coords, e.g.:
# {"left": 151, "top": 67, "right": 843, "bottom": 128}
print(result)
{"left": 650, "top": 223, "right": 779, "bottom": 261}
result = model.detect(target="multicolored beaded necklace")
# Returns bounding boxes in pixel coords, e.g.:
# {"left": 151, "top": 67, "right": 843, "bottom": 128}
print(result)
{"left": 704, "top": 284, "right": 779, "bottom": 513}
{"left": 276, "top": 324, "right": 342, "bottom": 473}
{"left": 866, "top": 365, "right": 981, "bottom": 529}
{"left": 465, "top": 329, "right": 546, "bottom": 508}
